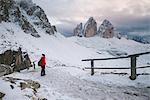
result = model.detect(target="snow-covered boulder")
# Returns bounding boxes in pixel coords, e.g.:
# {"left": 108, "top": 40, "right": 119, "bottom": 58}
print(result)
{"left": 83, "top": 17, "right": 97, "bottom": 37}
{"left": 73, "top": 23, "right": 83, "bottom": 37}
{"left": 19, "top": 79, "right": 40, "bottom": 90}
{"left": 0, "top": 64, "right": 13, "bottom": 76}
{"left": 0, "top": 92, "right": 5, "bottom": 99}
{"left": 98, "top": 19, "right": 114, "bottom": 38}
{"left": 0, "top": 0, "right": 55, "bottom": 37}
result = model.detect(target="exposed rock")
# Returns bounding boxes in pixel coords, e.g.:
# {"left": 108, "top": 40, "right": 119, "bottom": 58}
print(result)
{"left": 20, "top": 80, "right": 40, "bottom": 90}
{"left": 0, "top": 92, "right": 5, "bottom": 99}
{"left": 20, "top": 82, "right": 29, "bottom": 90}
{"left": 0, "top": 64, "right": 13, "bottom": 76}
{"left": 10, "top": 84, "right": 14, "bottom": 89}
{"left": 0, "top": 0, "right": 14, "bottom": 22}
{"left": 25, "top": 79, "right": 40, "bottom": 89}
{"left": 0, "top": 48, "right": 32, "bottom": 76}
{"left": 83, "top": 17, "right": 97, "bottom": 37}
{"left": 74, "top": 23, "right": 83, "bottom": 37}
{"left": 51, "top": 25, "right": 57, "bottom": 32}
{"left": 0, "top": 0, "right": 55, "bottom": 37}
{"left": 116, "top": 32, "right": 122, "bottom": 39}
{"left": 3, "top": 77, "right": 40, "bottom": 90}
{"left": 3, "top": 77, "right": 21, "bottom": 84}
{"left": 98, "top": 19, "right": 114, "bottom": 38}
{"left": 73, "top": 18, "right": 122, "bottom": 39}
{"left": 20, "top": 15, "right": 39, "bottom": 35}
{"left": 3, "top": 77, "right": 41, "bottom": 99}
{"left": 25, "top": 4, "right": 54, "bottom": 34}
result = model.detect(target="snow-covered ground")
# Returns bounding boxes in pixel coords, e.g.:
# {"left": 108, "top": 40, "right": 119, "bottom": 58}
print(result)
{"left": 0, "top": 22, "right": 150, "bottom": 100}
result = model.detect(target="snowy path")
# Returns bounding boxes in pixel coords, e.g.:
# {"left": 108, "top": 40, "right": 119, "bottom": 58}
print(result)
{"left": 1, "top": 65, "right": 150, "bottom": 100}
{"left": 34, "top": 67, "right": 150, "bottom": 100}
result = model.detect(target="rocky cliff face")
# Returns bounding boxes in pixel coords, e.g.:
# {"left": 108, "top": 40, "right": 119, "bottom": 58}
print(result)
{"left": 0, "top": 48, "right": 32, "bottom": 76}
{"left": 73, "top": 23, "right": 83, "bottom": 37}
{"left": 83, "top": 17, "right": 97, "bottom": 37}
{"left": 0, "top": 0, "right": 55, "bottom": 37}
{"left": 97, "top": 19, "right": 114, "bottom": 38}
{"left": 74, "top": 18, "right": 118, "bottom": 38}
{"left": 74, "top": 17, "right": 97, "bottom": 37}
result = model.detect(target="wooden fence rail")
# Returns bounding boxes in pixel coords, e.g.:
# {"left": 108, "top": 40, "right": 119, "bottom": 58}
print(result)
{"left": 82, "top": 52, "right": 150, "bottom": 80}
{"left": 85, "top": 66, "right": 150, "bottom": 69}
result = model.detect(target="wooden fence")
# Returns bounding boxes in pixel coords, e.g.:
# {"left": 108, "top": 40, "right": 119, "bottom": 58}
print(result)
{"left": 82, "top": 52, "right": 150, "bottom": 80}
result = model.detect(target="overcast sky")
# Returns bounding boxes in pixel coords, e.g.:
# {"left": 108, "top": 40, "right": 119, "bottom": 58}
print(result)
{"left": 33, "top": 0, "right": 150, "bottom": 36}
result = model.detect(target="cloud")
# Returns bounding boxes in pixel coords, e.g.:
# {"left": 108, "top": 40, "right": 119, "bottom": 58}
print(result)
{"left": 33, "top": 0, "right": 150, "bottom": 35}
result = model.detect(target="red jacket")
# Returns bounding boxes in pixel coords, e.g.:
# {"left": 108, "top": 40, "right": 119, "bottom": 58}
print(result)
{"left": 40, "top": 56, "right": 46, "bottom": 67}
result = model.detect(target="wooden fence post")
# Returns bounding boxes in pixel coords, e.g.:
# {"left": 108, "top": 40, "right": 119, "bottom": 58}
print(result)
{"left": 33, "top": 62, "right": 35, "bottom": 69}
{"left": 130, "top": 56, "right": 137, "bottom": 80}
{"left": 91, "top": 60, "right": 94, "bottom": 75}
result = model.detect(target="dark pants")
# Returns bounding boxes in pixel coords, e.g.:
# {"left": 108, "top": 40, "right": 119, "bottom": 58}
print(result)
{"left": 41, "top": 66, "right": 45, "bottom": 76}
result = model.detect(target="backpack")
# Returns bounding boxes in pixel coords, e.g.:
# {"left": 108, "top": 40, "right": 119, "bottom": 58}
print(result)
{"left": 38, "top": 59, "right": 42, "bottom": 66}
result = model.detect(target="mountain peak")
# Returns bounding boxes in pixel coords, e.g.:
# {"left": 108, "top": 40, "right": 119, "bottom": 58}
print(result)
{"left": 83, "top": 17, "right": 97, "bottom": 37}
{"left": 98, "top": 19, "right": 114, "bottom": 38}
{"left": 102, "top": 19, "right": 113, "bottom": 28}
{"left": 73, "top": 18, "right": 116, "bottom": 38}
{"left": 73, "top": 23, "right": 83, "bottom": 37}
{"left": 0, "top": 0, "right": 55, "bottom": 37}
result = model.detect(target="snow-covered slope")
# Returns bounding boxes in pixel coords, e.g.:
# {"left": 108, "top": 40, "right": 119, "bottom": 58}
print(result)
{"left": 0, "top": 22, "right": 99, "bottom": 66}
{"left": 0, "top": 0, "right": 150, "bottom": 98}
{"left": 2, "top": 22, "right": 150, "bottom": 67}
{"left": 1, "top": 21, "right": 150, "bottom": 100}
{"left": 0, "top": 22, "right": 150, "bottom": 100}
{"left": 123, "top": 33, "right": 150, "bottom": 44}
{"left": 68, "top": 36, "right": 150, "bottom": 66}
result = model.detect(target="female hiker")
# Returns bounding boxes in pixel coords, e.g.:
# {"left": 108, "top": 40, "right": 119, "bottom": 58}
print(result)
{"left": 38, "top": 54, "right": 46, "bottom": 76}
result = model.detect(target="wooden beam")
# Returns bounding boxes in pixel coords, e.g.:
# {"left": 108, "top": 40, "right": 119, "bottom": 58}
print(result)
{"left": 82, "top": 56, "right": 128, "bottom": 61}
{"left": 130, "top": 56, "right": 137, "bottom": 80}
{"left": 91, "top": 60, "right": 94, "bottom": 75}
{"left": 128, "top": 52, "right": 150, "bottom": 57}
{"left": 82, "top": 52, "right": 150, "bottom": 61}
{"left": 136, "top": 66, "right": 150, "bottom": 69}
{"left": 85, "top": 66, "right": 150, "bottom": 69}
{"left": 85, "top": 67, "right": 130, "bottom": 69}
